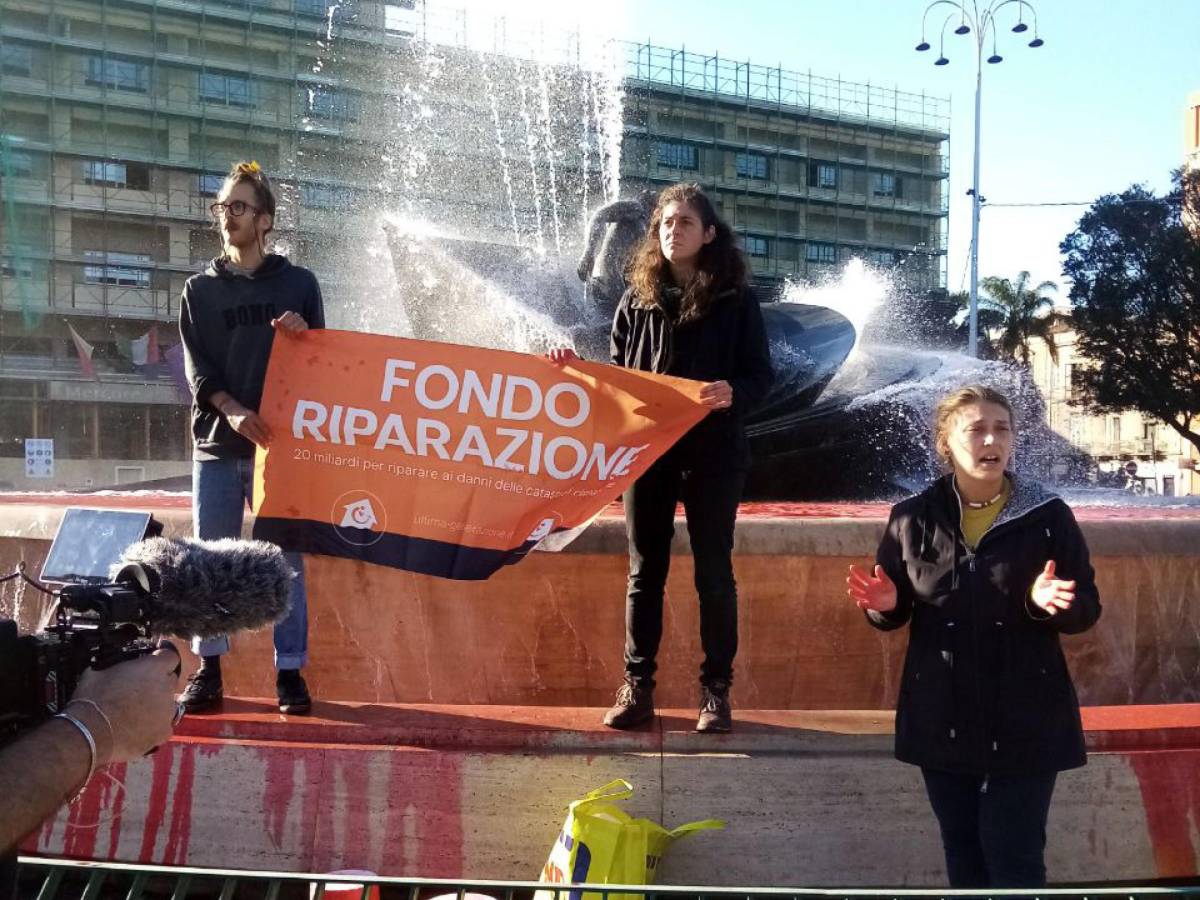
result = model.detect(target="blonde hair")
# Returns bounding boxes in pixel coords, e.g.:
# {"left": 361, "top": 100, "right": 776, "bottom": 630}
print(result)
{"left": 933, "top": 384, "right": 1015, "bottom": 467}
{"left": 218, "top": 160, "right": 276, "bottom": 255}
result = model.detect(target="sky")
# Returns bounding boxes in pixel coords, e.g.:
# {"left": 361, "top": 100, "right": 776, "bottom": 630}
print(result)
{"left": 448, "top": 0, "right": 1199, "bottom": 297}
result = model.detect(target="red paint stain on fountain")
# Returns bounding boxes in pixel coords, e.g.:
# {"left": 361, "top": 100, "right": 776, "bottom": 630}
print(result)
{"left": 260, "top": 748, "right": 299, "bottom": 850}
{"left": 134, "top": 744, "right": 197, "bottom": 865}
{"left": 1128, "top": 750, "right": 1200, "bottom": 877}
{"left": 162, "top": 744, "right": 197, "bottom": 864}
{"left": 383, "top": 752, "right": 463, "bottom": 877}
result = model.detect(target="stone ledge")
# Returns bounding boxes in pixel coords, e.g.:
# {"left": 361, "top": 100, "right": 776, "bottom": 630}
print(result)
{"left": 3, "top": 500, "right": 1198, "bottom": 557}
{"left": 174, "top": 699, "right": 1200, "bottom": 755}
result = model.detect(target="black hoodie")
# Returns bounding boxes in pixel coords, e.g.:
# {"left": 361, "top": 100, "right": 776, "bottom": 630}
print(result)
{"left": 179, "top": 253, "right": 325, "bottom": 460}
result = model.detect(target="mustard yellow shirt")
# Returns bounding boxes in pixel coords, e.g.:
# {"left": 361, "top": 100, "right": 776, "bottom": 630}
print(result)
{"left": 959, "top": 478, "right": 1012, "bottom": 549}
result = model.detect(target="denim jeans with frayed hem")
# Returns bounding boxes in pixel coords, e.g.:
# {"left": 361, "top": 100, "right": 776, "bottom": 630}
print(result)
{"left": 191, "top": 456, "right": 308, "bottom": 670}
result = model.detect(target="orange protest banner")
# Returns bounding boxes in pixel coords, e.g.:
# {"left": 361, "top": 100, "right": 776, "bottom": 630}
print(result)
{"left": 251, "top": 329, "right": 709, "bottom": 580}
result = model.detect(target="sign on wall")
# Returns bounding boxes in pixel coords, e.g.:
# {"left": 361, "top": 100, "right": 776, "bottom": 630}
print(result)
{"left": 25, "top": 438, "right": 54, "bottom": 479}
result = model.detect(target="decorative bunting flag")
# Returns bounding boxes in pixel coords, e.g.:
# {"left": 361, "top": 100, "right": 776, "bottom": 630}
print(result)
{"left": 66, "top": 322, "right": 98, "bottom": 380}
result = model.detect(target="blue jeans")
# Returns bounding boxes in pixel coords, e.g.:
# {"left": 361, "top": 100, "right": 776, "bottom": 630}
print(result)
{"left": 192, "top": 457, "right": 308, "bottom": 670}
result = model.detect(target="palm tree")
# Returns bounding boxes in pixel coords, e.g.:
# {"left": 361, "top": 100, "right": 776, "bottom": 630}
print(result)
{"left": 967, "top": 272, "right": 1061, "bottom": 365}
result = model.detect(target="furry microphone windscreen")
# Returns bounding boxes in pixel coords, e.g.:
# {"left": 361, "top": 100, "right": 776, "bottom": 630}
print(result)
{"left": 116, "top": 537, "right": 295, "bottom": 639}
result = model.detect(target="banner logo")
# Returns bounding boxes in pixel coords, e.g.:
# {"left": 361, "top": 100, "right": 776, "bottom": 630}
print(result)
{"left": 332, "top": 490, "right": 387, "bottom": 546}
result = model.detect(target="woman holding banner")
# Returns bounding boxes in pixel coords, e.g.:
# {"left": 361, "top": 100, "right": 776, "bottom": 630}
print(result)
{"left": 552, "top": 182, "right": 773, "bottom": 732}
{"left": 847, "top": 385, "right": 1100, "bottom": 887}
{"left": 177, "top": 161, "right": 324, "bottom": 715}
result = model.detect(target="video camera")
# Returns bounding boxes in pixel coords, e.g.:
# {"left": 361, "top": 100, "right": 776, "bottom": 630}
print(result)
{"left": 0, "top": 509, "right": 163, "bottom": 747}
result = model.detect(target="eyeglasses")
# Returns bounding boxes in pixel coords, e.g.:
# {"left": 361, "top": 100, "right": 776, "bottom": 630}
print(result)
{"left": 209, "top": 200, "right": 261, "bottom": 218}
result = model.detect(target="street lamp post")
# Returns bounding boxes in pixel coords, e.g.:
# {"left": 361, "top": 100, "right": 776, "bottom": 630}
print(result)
{"left": 915, "top": 1, "right": 1044, "bottom": 358}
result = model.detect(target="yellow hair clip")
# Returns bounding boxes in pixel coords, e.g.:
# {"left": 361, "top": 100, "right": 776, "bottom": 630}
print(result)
{"left": 237, "top": 160, "right": 261, "bottom": 175}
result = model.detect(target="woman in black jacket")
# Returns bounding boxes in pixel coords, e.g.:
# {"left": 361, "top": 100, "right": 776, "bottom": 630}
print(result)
{"left": 847, "top": 384, "right": 1101, "bottom": 888}
{"left": 552, "top": 183, "right": 774, "bottom": 732}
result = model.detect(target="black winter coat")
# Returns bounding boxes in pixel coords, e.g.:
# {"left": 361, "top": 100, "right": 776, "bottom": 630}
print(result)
{"left": 610, "top": 285, "right": 774, "bottom": 471}
{"left": 868, "top": 474, "right": 1101, "bottom": 776}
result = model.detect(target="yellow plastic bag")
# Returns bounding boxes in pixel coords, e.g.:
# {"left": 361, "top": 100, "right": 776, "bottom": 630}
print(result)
{"left": 535, "top": 780, "right": 724, "bottom": 900}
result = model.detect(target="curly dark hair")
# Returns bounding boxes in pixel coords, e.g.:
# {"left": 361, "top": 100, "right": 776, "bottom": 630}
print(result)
{"left": 626, "top": 182, "right": 748, "bottom": 321}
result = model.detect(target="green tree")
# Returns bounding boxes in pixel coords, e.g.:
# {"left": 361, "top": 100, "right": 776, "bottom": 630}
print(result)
{"left": 965, "top": 272, "right": 1060, "bottom": 365}
{"left": 1060, "top": 170, "right": 1200, "bottom": 454}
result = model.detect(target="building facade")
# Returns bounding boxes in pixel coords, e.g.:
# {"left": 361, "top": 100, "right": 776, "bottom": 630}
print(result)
{"left": 0, "top": 0, "right": 948, "bottom": 490}
{"left": 620, "top": 42, "right": 948, "bottom": 295}
{"left": 1027, "top": 319, "right": 1197, "bottom": 497}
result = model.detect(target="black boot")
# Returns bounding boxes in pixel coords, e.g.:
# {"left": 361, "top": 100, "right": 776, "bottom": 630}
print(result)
{"left": 276, "top": 669, "right": 312, "bottom": 715}
{"left": 602, "top": 678, "right": 654, "bottom": 729}
{"left": 180, "top": 656, "right": 223, "bottom": 713}
{"left": 696, "top": 680, "right": 732, "bottom": 733}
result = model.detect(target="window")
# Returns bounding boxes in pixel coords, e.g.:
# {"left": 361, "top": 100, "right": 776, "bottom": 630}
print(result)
{"left": 148, "top": 404, "right": 188, "bottom": 460}
{"left": 85, "top": 56, "right": 149, "bottom": 92}
{"left": 6, "top": 150, "right": 37, "bottom": 178}
{"left": 82, "top": 160, "right": 126, "bottom": 187}
{"left": 307, "top": 88, "right": 360, "bottom": 122}
{"left": 295, "top": 0, "right": 334, "bottom": 14}
{"left": 197, "top": 173, "right": 224, "bottom": 196}
{"left": 199, "top": 72, "right": 256, "bottom": 108}
{"left": 82, "top": 250, "right": 152, "bottom": 288}
{"left": 1069, "top": 365, "right": 1086, "bottom": 401}
{"left": 1106, "top": 416, "right": 1121, "bottom": 445}
{"left": 872, "top": 172, "right": 897, "bottom": 197}
{"left": 300, "top": 182, "right": 354, "bottom": 209}
{"left": 809, "top": 161, "right": 837, "bottom": 189}
{"left": 735, "top": 152, "right": 769, "bottom": 180}
{"left": 384, "top": 1, "right": 418, "bottom": 32}
{"left": 1, "top": 43, "right": 33, "bottom": 76}
{"left": 100, "top": 404, "right": 145, "bottom": 461}
{"left": 1, "top": 256, "right": 35, "bottom": 279}
{"left": 81, "top": 160, "right": 148, "bottom": 190}
{"left": 45, "top": 402, "right": 96, "bottom": 459}
{"left": 0, "top": 399, "right": 34, "bottom": 458}
{"left": 868, "top": 249, "right": 895, "bottom": 266}
{"left": 806, "top": 241, "right": 837, "bottom": 264}
{"left": 744, "top": 235, "right": 769, "bottom": 258}
{"left": 656, "top": 141, "right": 698, "bottom": 170}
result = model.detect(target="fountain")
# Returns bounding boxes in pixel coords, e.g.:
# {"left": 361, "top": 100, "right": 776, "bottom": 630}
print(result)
{"left": 3, "top": 5, "right": 1199, "bottom": 890}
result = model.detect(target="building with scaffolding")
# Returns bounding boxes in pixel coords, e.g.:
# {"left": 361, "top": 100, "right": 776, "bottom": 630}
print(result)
{"left": 619, "top": 42, "right": 949, "bottom": 293}
{"left": 0, "top": 1, "right": 949, "bottom": 489}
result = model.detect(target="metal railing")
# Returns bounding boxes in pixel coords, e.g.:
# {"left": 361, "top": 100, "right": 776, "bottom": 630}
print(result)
{"left": 15, "top": 858, "right": 1200, "bottom": 900}
{"left": 621, "top": 42, "right": 951, "bottom": 137}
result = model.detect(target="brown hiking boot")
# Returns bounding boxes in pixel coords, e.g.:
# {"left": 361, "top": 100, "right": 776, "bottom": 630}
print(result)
{"left": 696, "top": 681, "right": 732, "bottom": 733}
{"left": 602, "top": 680, "right": 654, "bottom": 729}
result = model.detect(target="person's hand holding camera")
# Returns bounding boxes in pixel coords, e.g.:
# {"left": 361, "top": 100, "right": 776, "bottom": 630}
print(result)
{"left": 68, "top": 646, "right": 184, "bottom": 765}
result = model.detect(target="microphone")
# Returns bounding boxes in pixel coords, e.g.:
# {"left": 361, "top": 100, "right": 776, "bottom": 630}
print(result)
{"left": 93, "top": 537, "right": 295, "bottom": 639}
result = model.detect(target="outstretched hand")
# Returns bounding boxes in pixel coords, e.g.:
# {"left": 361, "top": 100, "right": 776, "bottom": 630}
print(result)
{"left": 1030, "top": 560, "right": 1075, "bottom": 615}
{"left": 546, "top": 347, "right": 580, "bottom": 366}
{"left": 847, "top": 564, "right": 898, "bottom": 613}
